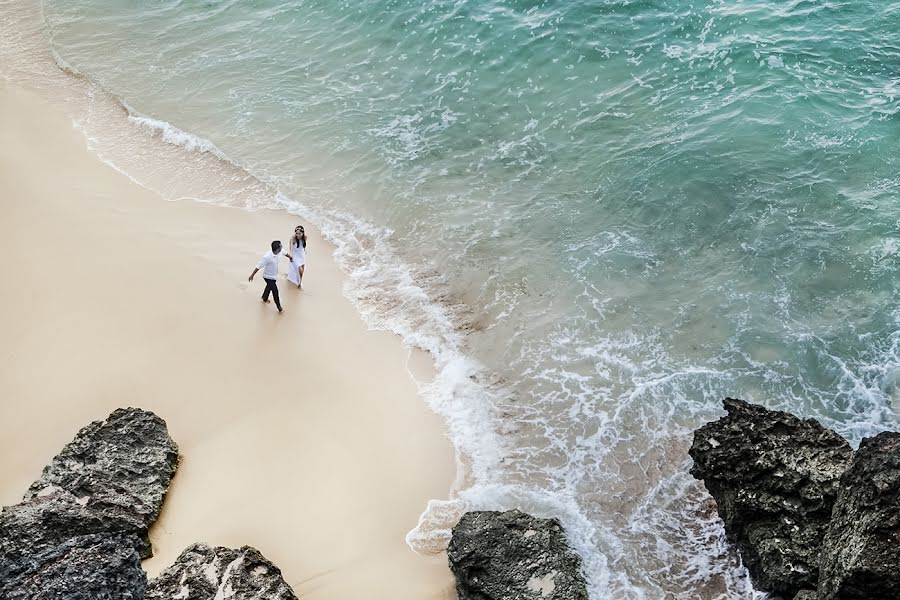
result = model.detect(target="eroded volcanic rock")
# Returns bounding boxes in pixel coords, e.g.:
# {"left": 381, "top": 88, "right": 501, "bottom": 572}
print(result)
{"left": 0, "top": 407, "right": 178, "bottom": 599}
{"left": 689, "top": 398, "right": 852, "bottom": 598}
{"left": 818, "top": 432, "right": 900, "bottom": 600}
{"left": 0, "top": 489, "right": 151, "bottom": 560}
{"left": 0, "top": 533, "right": 145, "bottom": 600}
{"left": 448, "top": 509, "right": 588, "bottom": 600}
{"left": 147, "top": 543, "right": 298, "bottom": 600}
{"left": 25, "top": 407, "right": 179, "bottom": 533}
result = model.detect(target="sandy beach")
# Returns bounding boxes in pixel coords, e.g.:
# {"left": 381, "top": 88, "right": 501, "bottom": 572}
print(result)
{"left": 0, "top": 81, "right": 456, "bottom": 599}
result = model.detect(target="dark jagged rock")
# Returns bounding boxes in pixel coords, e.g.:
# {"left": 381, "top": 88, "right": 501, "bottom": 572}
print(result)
{"left": 689, "top": 398, "right": 852, "bottom": 598}
{"left": 147, "top": 543, "right": 298, "bottom": 600}
{"left": 0, "top": 533, "right": 145, "bottom": 600}
{"left": 25, "top": 407, "right": 179, "bottom": 534}
{"left": 793, "top": 591, "right": 818, "bottom": 600}
{"left": 447, "top": 510, "right": 588, "bottom": 600}
{"left": 0, "top": 408, "right": 178, "bottom": 599}
{"left": 818, "top": 432, "right": 900, "bottom": 600}
{"left": 0, "top": 489, "right": 151, "bottom": 560}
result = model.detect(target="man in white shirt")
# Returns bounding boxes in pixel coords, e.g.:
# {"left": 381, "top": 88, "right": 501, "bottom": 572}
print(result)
{"left": 248, "top": 240, "right": 286, "bottom": 313}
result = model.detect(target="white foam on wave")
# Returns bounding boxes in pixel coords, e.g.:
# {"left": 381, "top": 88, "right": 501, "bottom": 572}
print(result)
{"left": 460, "top": 483, "right": 625, "bottom": 594}
{"left": 266, "top": 200, "right": 643, "bottom": 597}
{"left": 127, "top": 114, "right": 228, "bottom": 160}
{"left": 271, "top": 194, "right": 505, "bottom": 481}
{"left": 852, "top": 312, "right": 900, "bottom": 432}
{"left": 265, "top": 196, "right": 566, "bottom": 556}
{"left": 756, "top": 283, "right": 899, "bottom": 444}
{"left": 625, "top": 470, "right": 766, "bottom": 600}
{"left": 367, "top": 107, "right": 461, "bottom": 166}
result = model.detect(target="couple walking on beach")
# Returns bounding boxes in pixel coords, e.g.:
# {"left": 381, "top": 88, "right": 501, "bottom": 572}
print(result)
{"left": 248, "top": 225, "right": 307, "bottom": 313}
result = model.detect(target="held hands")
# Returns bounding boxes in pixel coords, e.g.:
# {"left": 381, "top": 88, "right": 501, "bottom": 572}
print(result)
{"left": 248, "top": 274, "right": 254, "bottom": 282}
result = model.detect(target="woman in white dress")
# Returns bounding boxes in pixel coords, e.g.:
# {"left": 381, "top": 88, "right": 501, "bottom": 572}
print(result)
{"left": 286, "top": 225, "right": 307, "bottom": 289}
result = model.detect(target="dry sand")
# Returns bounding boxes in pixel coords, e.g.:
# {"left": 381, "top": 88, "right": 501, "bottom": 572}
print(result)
{"left": 0, "top": 81, "right": 457, "bottom": 599}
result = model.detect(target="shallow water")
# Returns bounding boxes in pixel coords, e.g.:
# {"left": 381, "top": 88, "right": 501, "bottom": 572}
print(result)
{"left": 7, "top": 0, "right": 900, "bottom": 596}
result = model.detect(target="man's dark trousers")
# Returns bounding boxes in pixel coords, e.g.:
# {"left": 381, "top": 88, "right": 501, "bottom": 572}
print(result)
{"left": 262, "top": 278, "right": 282, "bottom": 311}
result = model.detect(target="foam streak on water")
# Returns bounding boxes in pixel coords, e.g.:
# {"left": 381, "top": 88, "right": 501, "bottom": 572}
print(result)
{"left": 4, "top": 0, "right": 900, "bottom": 597}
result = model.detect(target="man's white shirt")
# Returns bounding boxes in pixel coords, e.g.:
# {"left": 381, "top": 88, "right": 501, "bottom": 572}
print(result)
{"left": 257, "top": 250, "right": 281, "bottom": 279}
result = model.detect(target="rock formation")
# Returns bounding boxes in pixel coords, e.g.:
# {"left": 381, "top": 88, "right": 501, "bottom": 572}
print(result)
{"left": 25, "top": 406, "right": 179, "bottom": 549}
{"left": 0, "top": 533, "right": 146, "bottom": 600}
{"left": 0, "top": 408, "right": 177, "bottom": 598}
{"left": 689, "top": 398, "right": 852, "bottom": 598}
{"left": 147, "top": 543, "right": 298, "bottom": 600}
{"left": 818, "top": 432, "right": 900, "bottom": 600}
{"left": 0, "top": 488, "right": 153, "bottom": 560}
{"left": 0, "top": 407, "right": 298, "bottom": 600}
{"left": 448, "top": 509, "right": 588, "bottom": 600}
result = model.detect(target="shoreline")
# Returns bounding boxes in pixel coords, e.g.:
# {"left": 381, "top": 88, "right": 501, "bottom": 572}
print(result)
{"left": 0, "top": 80, "right": 457, "bottom": 598}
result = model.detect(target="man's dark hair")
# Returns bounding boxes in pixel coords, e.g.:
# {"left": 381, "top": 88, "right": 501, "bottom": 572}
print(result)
{"left": 271, "top": 240, "right": 282, "bottom": 252}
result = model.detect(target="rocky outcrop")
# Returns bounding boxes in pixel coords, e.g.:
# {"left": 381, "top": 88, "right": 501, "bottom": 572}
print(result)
{"left": 25, "top": 407, "right": 179, "bottom": 544}
{"left": 0, "top": 406, "right": 298, "bottom": 600}
{"left": 0, "top": 533, "right": 145, "bottom": 600}
{"left": 689, "top": 398, "right": 852, "bottom": 598}
{"left": 147, "top": 543, "right": 298, "bottom": 600}
{"left": 0, "top": 408, "right": 178, "bottom": 599}
{"left": 448, "top": 510, "right": 588, "bottom": 600}
{"left": 818, "top": 432, "right": 900, "bottom": 600}
{"left": 0, "top": 489, "right": 152, "bottom": 560}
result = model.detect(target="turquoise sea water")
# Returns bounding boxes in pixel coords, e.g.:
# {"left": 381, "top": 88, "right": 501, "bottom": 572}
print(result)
{"left": 18, "top": 0, "right": 900, "bottom": 596}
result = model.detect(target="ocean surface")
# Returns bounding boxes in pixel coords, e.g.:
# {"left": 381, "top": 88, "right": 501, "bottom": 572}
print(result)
{"left": 4, "top": 0, "right": 900, "bottom": 596}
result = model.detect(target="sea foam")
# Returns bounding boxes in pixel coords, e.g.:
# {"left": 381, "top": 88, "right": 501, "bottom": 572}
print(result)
{"left": 128, "top": 115, "right": 228, "bottom": 160}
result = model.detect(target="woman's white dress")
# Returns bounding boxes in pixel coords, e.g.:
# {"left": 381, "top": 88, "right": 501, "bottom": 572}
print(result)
{"left": 287, "top": 238, "right": 306, "bottom": 286}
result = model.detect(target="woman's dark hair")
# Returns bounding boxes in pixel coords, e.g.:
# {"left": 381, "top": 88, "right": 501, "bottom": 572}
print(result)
{"left": 294, "top": 227, "right": 307, "bottom": 249}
